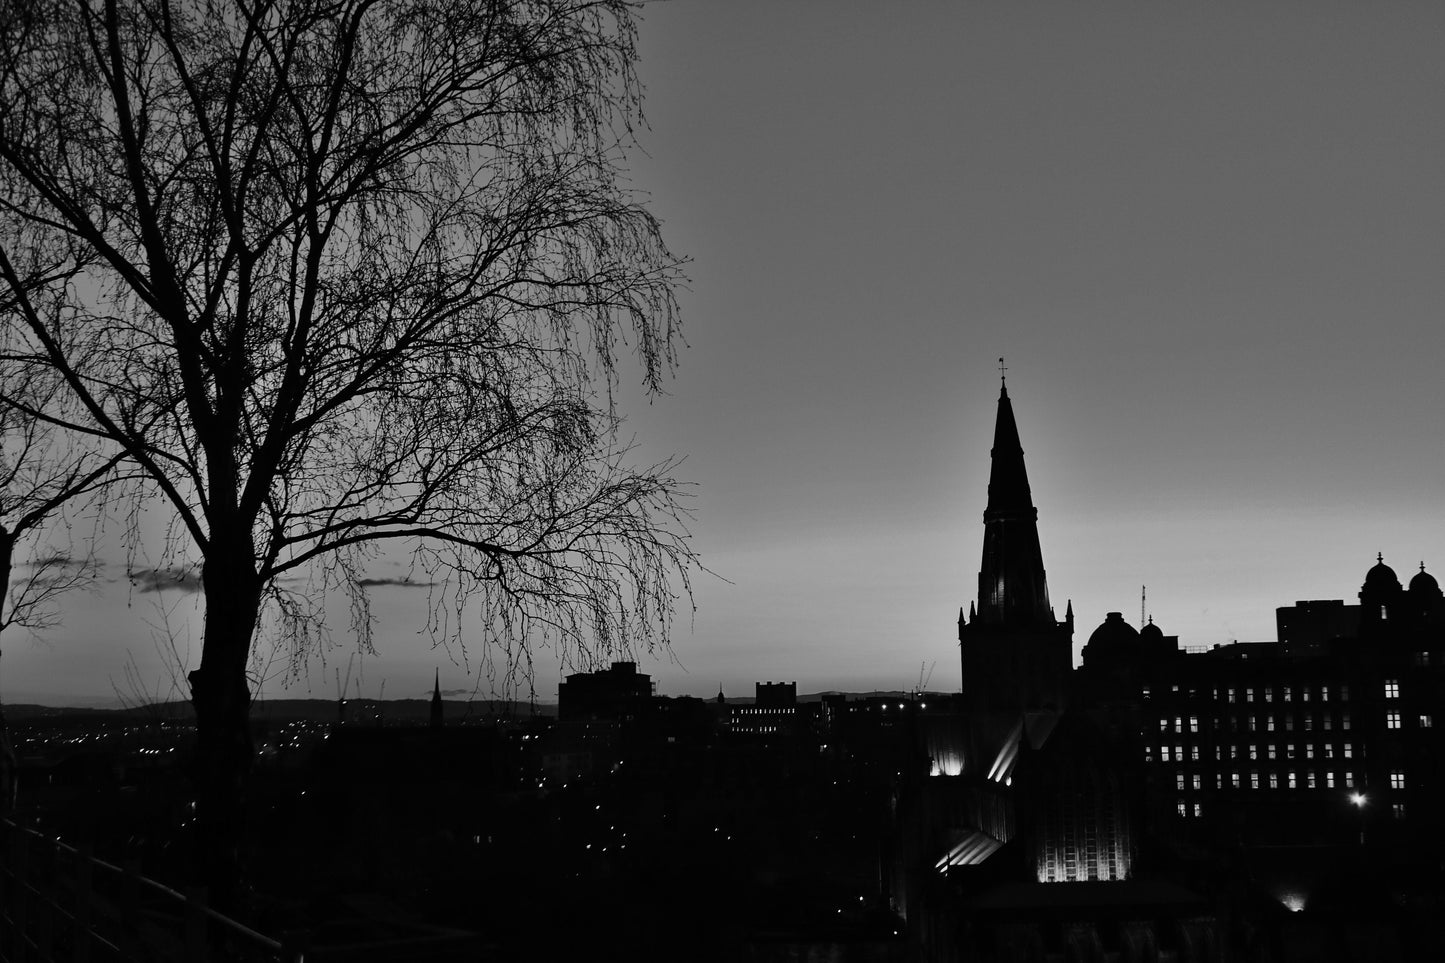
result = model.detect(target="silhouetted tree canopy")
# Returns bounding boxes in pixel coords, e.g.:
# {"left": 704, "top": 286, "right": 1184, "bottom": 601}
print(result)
{"left": 0, "top": 0, "right": 692, "bottom": 901}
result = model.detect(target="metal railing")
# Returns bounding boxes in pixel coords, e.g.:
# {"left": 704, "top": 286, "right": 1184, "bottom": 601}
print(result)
{"left": 0, "top": 818, "right": 298, "bottom": 963}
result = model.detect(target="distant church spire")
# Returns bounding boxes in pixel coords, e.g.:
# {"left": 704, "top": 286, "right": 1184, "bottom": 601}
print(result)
{"left": 975, "top": 377, "right": 1052, "bottom": 626}
{"left": 430, "top": 669, "right": 443, "bottom": 729}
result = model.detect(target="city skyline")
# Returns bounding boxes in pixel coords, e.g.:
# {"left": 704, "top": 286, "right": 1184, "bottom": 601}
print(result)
{"left": 6, "top": 0, "right": 1445, "bottom": 705}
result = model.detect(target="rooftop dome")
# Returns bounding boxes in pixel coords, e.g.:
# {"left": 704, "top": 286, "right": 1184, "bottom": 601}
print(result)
{"left": 1140, "top": 618, "right": 1164, "bottom": 641}
{"left": 1364, "top": 553, "right": 1401, "bottom": 590}
{"left": 1410, "top": 563, "right": 1439, "bottom": 595}
{"left": 1087, "top": 612, "right": 1140, "bottom": 650}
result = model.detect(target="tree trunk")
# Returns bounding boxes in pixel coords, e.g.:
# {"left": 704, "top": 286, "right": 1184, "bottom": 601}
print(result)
{"left": 190, "top": 551, "right": 262, "bottom": 914}
{"left": 0, "top": 524, "right": 12, "bottom": 631}
{"left": 0, "top": 526, "right": 16, "bottom": 813}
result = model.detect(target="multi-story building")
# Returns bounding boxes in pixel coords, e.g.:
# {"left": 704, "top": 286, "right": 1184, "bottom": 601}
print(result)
{"left": 899, "top": 375, "right": 1445, "bottom": 960}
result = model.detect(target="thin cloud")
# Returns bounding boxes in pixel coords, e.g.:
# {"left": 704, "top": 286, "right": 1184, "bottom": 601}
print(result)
{"left": 356, "top": 577, "right": 438, "bottom": 589}
{"left": 129, "top": 567, "right": 203, "bottom": 594}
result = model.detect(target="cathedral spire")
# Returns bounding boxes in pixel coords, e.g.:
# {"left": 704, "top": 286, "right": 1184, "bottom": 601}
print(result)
{"left": 976, "top": 380, "right": 1052, "bottom": 626}
{"left": 430, "top": 669, "right": 443, "bottom": 729}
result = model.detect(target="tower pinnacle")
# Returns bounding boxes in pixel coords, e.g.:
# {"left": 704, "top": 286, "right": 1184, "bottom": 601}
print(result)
{"left": 975, "top": 379, "right": 1052, "bottom": 626}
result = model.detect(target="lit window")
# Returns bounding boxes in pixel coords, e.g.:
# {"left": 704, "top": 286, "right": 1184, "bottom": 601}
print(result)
{"left": 1307, "top": 771, "right": 1317, "bottom": 789}
{"left": 1230, "top": 745, "right": 1238, "bottom": 759}
{"left": 1420, "top": 714, "right": 1433, "bottom": 729}
{"left": 1305, "top": 744, "right": 1314, "bottom": 759}
{"left": 1390, "top": 770, "right": 1405, "bottom": 790}
{"left": 1264, "top": 687, "right": 1274, "bottom": 703}
{"left": 1385, "top": 680, "right": 1400, "bottom": 700}
{"left": 1267, "top": 716, "right": 1276, "bottom": 732}
{"left": 1175, "top": 716, "right": 1183, "bottom": 732}
{"left": 1192, "top": 773, "right": 1201, "bottom": 790}
{"left": 1177, "top": 800, "right": 1187, "bottom": 817}
{"left": 1393, "top": 802, "right": 1406, "bottom": 820}
{"left": 1287, "top": 771, "right": 1297, "bottom": 789}
{"left": 1304, "top": 715, "right": 1313, "bottom": 731}
{"left": 1285, "top": 716, "right": 1294, "bottom": 731}
{"left": 1343, "top": 743, "right": 1353, "bottom": 759}
{"left": 1248, "top": 716, "right": 1258, "bottom": 733}
{"left": 1159, "top": 718, "right": 1169, "bottom": 732}
{"left": 1231, "top": 772, "right": 1241, "bottom": 788}
{"left": 1249, "top": 745, "right": 1258, "bottom": 760}
{"left": 1323, "top": 714, "right": 1333, "bottom": 731}
{"left": 1286, "top": 743, "right": 1295, "bottom": 758}
{"left": 1283, "top": 687, "right": 1292, "bottom": 703}
{"left": 1324, "top": 744, "right": 1335, "bottom": 759}
{"left": 1269, "top": 773, "right": 1279, "bottom": 790}
{"left": 1141, "top": 685, "right": 1152, "bottom": 699}
{"left": 1268, "top": 744, "right": 1277, "bottom": 760}
{"left": 1161, "top": 745, "right": 1171, "bottom": 761}
{"left": 1344, "top": 770, "right": 1354, "bottom": 787}
{"left": 1246, "top": 688, "right": 1254, "bottom": 703}
{"left": 1387, "top": 712, "right": 1401, "bottom": 730}
{"left": 1189, "top": 715, "right": 1199, "bottom": 733}
{"left": 1175, "top": 744, "right": 1183, "bottom": 761}
{"left": 1321, "top": 685, "right": 1330, "bottom": 701}
{"left": 1302, "top": 687, "right": 1311, "bottom": 703}
{"left": 1381, "top": 605, "right": 1388, "bottom": 620}
{"left": 1342, "top": 713, "right": 1351, "bottom": 731}
{"left": 1191, "top": 746, "right": 1200, "bottom": 762}
{"left": 1176, "top": 773, "right": 1186, "bottom": 791}
{"left": 1326, "top": 771, "right": 1335, "bottom": 788}
{"left": 1250, "top": 772, "right": 1260, "bottom": 789}
{"left": 1228, "top": 688, "right": 1237, "bottom": 704}
{"left": 1193, "top": 802, "right": 1203, "bottom": 818}
{"left": 1214, "top": 746, "right": 1223, "bottom": 761}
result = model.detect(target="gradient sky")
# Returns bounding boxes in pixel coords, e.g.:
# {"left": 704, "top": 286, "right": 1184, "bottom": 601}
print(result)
{"left": 6, "top": 0, "right": 1445, "bottom": 706}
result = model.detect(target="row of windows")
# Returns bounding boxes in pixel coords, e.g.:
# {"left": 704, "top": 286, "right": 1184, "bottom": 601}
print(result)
{"left": 1219, "top": 684, "right": 1351, "bottom": 704}
{"left": 1159, "top": 710, "right": 1433, "bottom": 738}
{"left": 1155, "top": 741, "right": 1363, "bottom": 763}
{"left": 1154, "top": 674, "right": 1428, "bottom": 706}
{"left": 1219, "top": 770, "right": 1357, "bottom": 790}
{"left": 1171, "top": 768, "right": 1407, "bottom": 791}
{"left": 1161, "top": 712, "right": 1351, "bottom": 734}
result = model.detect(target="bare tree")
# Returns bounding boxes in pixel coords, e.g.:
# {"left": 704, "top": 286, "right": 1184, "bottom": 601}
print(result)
{"left": 0, "top": 0, "right": 693, "bottom": 902}
{"left": 0, "top": 368, "right": 118, "bottom": 642}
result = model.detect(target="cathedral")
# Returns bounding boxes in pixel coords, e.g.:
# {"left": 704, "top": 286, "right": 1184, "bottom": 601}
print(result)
{"left": 897, "top": 375, "right": 1445, "bottom": 963}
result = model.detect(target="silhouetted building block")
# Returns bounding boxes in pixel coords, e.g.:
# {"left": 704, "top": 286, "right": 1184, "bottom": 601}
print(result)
{"left": 755, "top": 681, "right": 797, "bottom": 708}
{"left": 558, "top": 661, "right": 654, "bottom": 722}
{"left": 1278, "top": 599, "right": 1360, "bottom": 655}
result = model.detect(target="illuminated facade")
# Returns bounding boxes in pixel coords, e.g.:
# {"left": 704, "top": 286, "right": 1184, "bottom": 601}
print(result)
{"left": 1099, "top": 555, "right": 1445, "bottom": 859}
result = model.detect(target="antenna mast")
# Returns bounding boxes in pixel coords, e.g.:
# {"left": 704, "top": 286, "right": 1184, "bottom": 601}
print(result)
{"left": 1141, "top": 585, "right": 1146, "bottom": 627}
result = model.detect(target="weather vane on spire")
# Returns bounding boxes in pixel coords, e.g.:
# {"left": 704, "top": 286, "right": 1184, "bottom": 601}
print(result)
{"left": 998, "top": 357, "right": 1007, "bottom": 384}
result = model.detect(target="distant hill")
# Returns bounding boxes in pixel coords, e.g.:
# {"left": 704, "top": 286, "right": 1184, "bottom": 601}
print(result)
{"left": 2, "top": 698, "right": 556, "bottom": 724}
